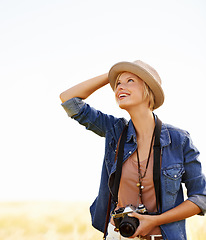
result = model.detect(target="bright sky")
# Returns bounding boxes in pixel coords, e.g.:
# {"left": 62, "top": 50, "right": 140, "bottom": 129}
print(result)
{"left": 0, "top": 0, "right": 206, "bottom": 201}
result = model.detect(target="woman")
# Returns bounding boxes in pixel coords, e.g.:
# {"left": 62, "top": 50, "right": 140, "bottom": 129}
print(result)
{"left": 60, "top": 60, "right": 206, "bottom": 240}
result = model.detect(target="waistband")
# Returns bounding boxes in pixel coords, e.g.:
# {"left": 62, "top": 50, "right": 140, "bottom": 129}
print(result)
{"left": 139, "top": 235, "right": 163, "bottom": 240}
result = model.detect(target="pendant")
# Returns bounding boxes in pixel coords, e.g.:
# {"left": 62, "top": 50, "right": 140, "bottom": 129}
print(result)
{"left": 136, "top": 183, "right": 144, "bottom": 189}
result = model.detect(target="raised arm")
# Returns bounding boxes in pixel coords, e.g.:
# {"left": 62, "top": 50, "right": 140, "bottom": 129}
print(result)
{"left": 60, "top": 73, "right": 109, "bottom": 103}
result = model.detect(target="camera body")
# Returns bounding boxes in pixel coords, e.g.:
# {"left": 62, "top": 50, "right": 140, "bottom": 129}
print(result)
{"left": 112, "top": 204, "right": 148, "bottom": 238}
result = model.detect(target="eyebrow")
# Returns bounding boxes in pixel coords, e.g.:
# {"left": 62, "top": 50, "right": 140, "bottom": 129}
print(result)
{"left": 118, "top": 76, "right": 136, "bottom": 82}
{"left": 115, "top": 76, "right": 135, "bottom": 89}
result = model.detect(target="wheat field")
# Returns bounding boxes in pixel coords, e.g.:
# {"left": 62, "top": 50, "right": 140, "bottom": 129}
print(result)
{"left": 0, "top": 202, "right": 205, "bottom": 240}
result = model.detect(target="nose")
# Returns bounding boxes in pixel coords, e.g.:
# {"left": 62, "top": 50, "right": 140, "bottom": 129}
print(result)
{"left": 115, "top": 83, "right": 126, "bottom": 98}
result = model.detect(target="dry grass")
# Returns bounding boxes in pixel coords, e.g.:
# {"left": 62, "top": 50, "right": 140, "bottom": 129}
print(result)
{"left": 0, "top": 202, "right": 205, "bottom": 240}
{"left": 0, "top": 202, "right": 102, "bottom": 240}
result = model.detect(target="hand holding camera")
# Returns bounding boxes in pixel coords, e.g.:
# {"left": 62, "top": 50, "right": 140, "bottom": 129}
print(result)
{"left": 112, "top": 204, "right": 159, "bottom": 238}
{"left": 112, "top": 204, "right": 149, "bottom": 237}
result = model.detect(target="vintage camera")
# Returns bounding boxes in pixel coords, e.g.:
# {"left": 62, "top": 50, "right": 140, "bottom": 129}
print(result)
{"left": 112, "top": 204, "right": 148, "bottom": 238}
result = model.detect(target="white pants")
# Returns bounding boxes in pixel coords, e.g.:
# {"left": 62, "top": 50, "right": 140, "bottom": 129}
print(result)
{"left": 106, "top": 222, "right": 140, "bottom": 240}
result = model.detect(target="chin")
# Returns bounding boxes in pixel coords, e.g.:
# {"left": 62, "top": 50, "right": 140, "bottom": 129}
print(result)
{"left": 118, "top": 100, "right": 146, "bottom": 112}
{"left": 118, "top": 102, "right": 131, "bottom": 110}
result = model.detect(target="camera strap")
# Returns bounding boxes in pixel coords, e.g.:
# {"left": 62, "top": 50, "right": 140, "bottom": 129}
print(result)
{"left": 103, "top": 115, "right": 162, "bottom": 239}
{"left": 103, "top": 124, "right": 128, "bottom": 239}
{"left": 153, "top": 116, "right": 162, "bottom": 212}
{"left": 112, "top": 116, "right": 162, "bottom": 211}
{"left": 112, "top": 124, "right": 129, "bottom": 205}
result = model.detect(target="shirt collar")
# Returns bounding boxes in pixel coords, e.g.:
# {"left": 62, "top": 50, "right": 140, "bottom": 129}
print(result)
{"left": 160, "top": 123, "right": 171, "bottom": 147}
{"left": 126, "top": 119, "right": 137, "bottom": 143}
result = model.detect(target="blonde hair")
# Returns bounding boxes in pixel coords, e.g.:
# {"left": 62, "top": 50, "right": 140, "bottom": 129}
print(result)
{"left": 115, "top": 72, "right": 155, "bottom": 111}
{"left": 143, "top": 82, "right": 155, "bottom": 111}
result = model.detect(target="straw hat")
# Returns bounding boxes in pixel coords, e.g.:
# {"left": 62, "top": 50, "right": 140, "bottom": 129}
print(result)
{"left": 108, "top": 60, "right": 164, "bottom": 109}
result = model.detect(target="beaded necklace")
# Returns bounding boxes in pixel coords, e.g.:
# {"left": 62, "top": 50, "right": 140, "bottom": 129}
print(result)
{"left": 136, "top": 127, "right": 155, "bottom": 205}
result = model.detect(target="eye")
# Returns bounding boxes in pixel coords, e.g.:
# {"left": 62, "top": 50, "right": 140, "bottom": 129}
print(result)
{"left": 128, "top": 79, "right": 134, "bottom": 83}
{"left": 115, "top": 81, "right": 121, "bottom": 87}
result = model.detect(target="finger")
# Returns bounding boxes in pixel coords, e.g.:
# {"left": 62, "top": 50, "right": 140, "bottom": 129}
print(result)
{"left": 129, "top": 225, "right": 142, "bottom": 238}
{"left": 127, "top": 213, "right": 142, "bottom": 238}
{"left": 128, "top": 212, "right": 142, "bottom": 219}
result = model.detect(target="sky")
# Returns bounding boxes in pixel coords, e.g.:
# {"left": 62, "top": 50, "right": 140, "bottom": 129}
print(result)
{"left": 0, "top": 0, "right": 206, "bottom": 201}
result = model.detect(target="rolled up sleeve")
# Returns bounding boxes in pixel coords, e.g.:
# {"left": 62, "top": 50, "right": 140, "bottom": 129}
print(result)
{"left": 188, "top": 194, "right": 206, "bottom": 215}
{"left": 61, "top": 97, "right": 127, "bottom": 138}
{"left": 183, "top": 132, "right": 206, "bottom": 215}
{"left": 61, "top": 97, "right": 85, "bottom": 117}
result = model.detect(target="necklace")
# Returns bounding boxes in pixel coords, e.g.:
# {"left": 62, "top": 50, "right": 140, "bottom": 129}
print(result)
{"left": 136, "top": 128, "right": 155, "bottom": 204}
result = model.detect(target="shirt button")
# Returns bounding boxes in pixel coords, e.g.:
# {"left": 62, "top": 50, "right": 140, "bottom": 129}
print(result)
{"left": 174, "top": 175, "right": 177, "bottom": 178}
{"left": 129, "top": 151, "right": 132, "bottom": 154}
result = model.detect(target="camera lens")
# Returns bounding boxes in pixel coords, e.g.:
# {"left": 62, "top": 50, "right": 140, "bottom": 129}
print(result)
{"left": 119, "top": 215, "right": 139, "bottom": 237}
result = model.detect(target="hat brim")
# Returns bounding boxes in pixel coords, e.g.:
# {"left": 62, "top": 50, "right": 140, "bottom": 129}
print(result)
{"left": 108, "top": 61, "right": 164, "bottom": 109}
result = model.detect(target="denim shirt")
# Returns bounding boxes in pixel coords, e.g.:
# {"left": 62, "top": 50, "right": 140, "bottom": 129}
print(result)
{"left": 61, "top": 97, "right": 206, "bottom": 240}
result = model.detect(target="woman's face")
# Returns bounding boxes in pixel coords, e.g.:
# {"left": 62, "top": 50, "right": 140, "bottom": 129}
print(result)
{"left": 114, "top": 72, "right": 146, "bottom": 111}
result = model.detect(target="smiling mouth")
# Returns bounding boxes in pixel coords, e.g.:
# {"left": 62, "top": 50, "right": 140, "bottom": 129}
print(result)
{"left": 118, "top": 93, "right": 130, "bottom": 100}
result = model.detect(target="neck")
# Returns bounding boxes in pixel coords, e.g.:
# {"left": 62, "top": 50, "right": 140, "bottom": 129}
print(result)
{"left": 128, "top": 107, "right": 155, "bottom": 139}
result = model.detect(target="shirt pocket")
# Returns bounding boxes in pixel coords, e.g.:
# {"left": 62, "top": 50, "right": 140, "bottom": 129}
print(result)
{"left": 163, "top": 164, "right": 185, "bottom": 195}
